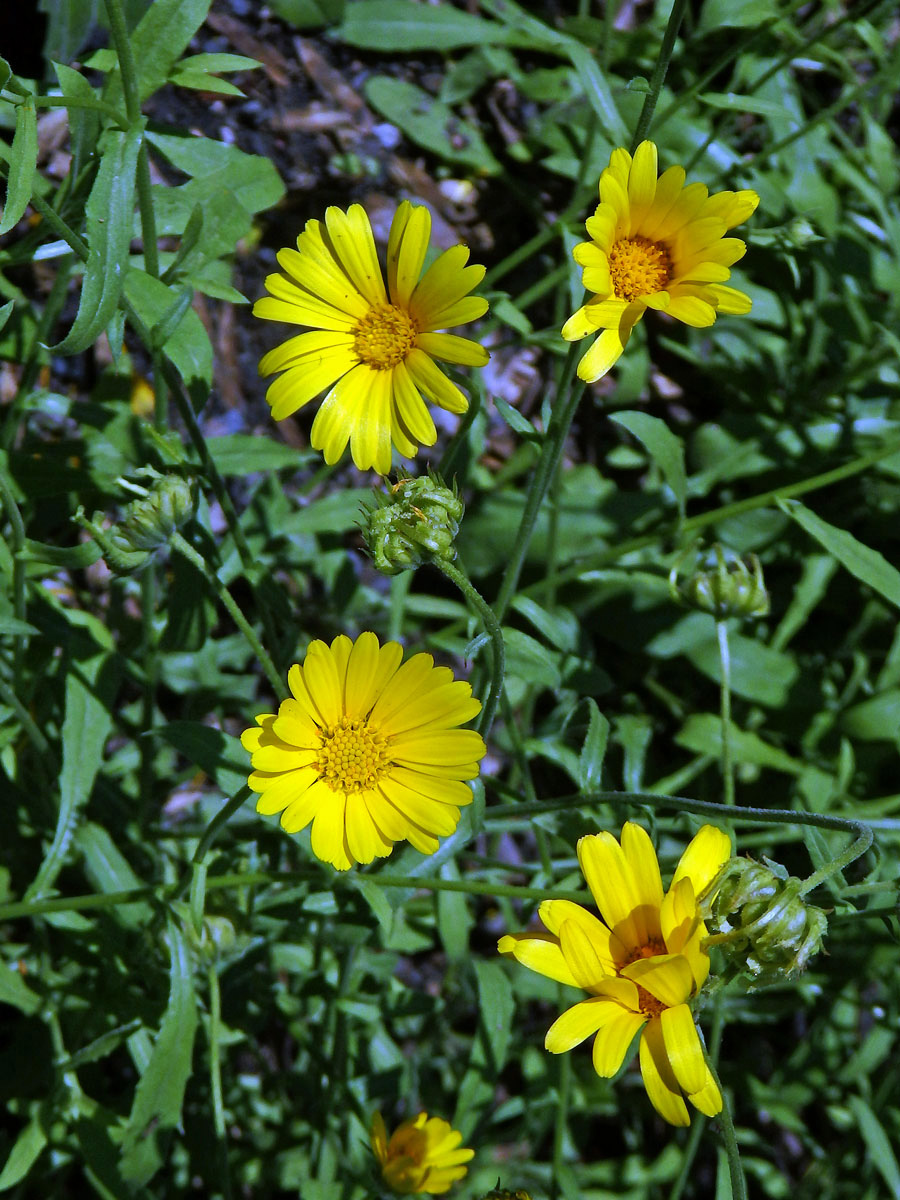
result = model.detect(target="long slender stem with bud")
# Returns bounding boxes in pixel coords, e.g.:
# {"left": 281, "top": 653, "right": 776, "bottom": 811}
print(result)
{"left": 434, "top": 558, "right": 505, "bottom": 740}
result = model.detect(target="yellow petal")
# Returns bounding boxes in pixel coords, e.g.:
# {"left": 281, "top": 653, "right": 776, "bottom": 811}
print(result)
{"left": 577, "top": 832, "right": 645, "bottom": 949}
{"left": 672, "top": 824, "right": 732, "bottom": 897}
{"left": 639, "top": 1020, "right": 690, "bottom": 1126}
{"left": 620, "top": 822, "right": 665, "bottom": 919}
{"left": 251, "top": 766, "right": 319, "bottom": 813}
{"left": 660, "top": 1003, "right": 707, "bottom": 1096}
{"left": 410, "top": 244, "right": 484, "bottom": 326}
{"left": 404, "top": 348, "right": 468, "bottom": 414}
{"left": 708, "top": 283, "right": 753, "bottom": 315}
{"left": 324, "top": 204, "right": 387, "bottom": 308}
{"left": 414, "top": 332, "right": 488, "bottom": 366}
{"left": 419, "top": 294, "right": 488, "bottom": 331}
{"left": 253, "top": 287, "right": 356, "bottom": 332}
{"left": 689, "top": 1066, "right": 723, "bottom": 1117}
{"left": 627, "top": 140, "right": 659, "bottom": 232}
{"left": 545, "top": 998, "right": 617, "bottom": 1053}
{"left": 538, "top": 900, "right": 619, "bottom": 973}
{"left": 281, "top": 777, "right": 330, "bottom": 832}
{"left": 302, "top": 640, "right": 344, "bottom": 728}
{"left": 309, "top": 792, "right": 351, "bottom": 869}
{"left": 378, "top": 774, "right": 460, "bottom": 837}
{"left": 576, "top": 326, "right": 630, "bottom": 382}
{"left": 558, "top": 918, "right": 607, "bottom": 990}
{"left": 345, "top": 791, "right": 393, "bottom": 864}
{"left": 308, "top": 367, "right": 366, "bottom": 466}
{"left": 391, "top": 727, "right": 486, "bottom": 767}
{"left": 275, "top": 245, "right": 369, "bottom": 319}
{"left": 342, "top": 632, "right": 383, "bottom": 720}
{"left": 591, "top": 1008, "right": 646, "bottom": 1076}
{"left": 665, "top": 294, "right": 718, "bottom": 327}
{"left": 387, "top": 200, "right": 430, "bottom": 308}
{"left": 259, "top": 330, "right": 356, "bottom": 377}
{"left": 391, "top": 360, "right": 437, "bottom": 447}
{"left": 347, "top": 366, "right": 393, "bottom": 475}
{"left": 265, "top": 350, "right": 354, "bottom": 422}
{"left": 497, "top": 932, "right": 577, "bottom": 987}
{"left": 622, "top": 954, "right": 693, "bottom": 1008}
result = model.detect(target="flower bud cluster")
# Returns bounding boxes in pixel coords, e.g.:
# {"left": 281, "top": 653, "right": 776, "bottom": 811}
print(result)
{"left": 670, "top": 543, "right": 769, "bottom": 621}
{"left": 76, "top": 472, "right": 193, "bottom": 575}
{"left": 707, "top": 857, "right": 827, "bottom": 982}
{"left": 363, "top": 472, "right": 463, "bottom": 574}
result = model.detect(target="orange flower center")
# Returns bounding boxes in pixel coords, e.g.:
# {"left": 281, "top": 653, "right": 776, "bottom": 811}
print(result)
{"left": 621, "top": 937, "right": 667, "bottom": 966}
{"left": 353, "top": 303, "right": 417, "bottom": 370}
{"left": 608, "top": 236, "right": 672, "bottom": 302}
{"left": 316, "top": 716, "right": 390, "bottom": 793}
{"left": 635, "top": 983, "right": 667, "bottom": 1019}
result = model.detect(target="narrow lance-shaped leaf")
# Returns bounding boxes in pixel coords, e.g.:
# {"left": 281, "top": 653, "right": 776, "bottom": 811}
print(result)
{"left": 0, "top": 96, "right": 38, "bottom": 235}
{"left": 53, "top": 122, "right": 144, "bottom": 355}
{"left": 611, "top": 410, "right": 687, "bottom": 521}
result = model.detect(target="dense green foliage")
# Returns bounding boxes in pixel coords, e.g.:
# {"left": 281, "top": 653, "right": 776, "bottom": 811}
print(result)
{"left": 1, "top": 1, "right": 899, "bottom": 1197}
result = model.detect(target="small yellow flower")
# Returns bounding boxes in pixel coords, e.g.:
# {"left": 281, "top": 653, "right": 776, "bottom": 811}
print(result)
{"left": 371, "top": 1111, "right": 474, "bottom": 1195}
{"left": 563, "top": 140, "right": 759, "bottom": 381}
{"left": 499, "top": 822, "right": 732, "bottom": 1125}
{"left": 241, "top": 633, "right": 486, "bottom": 870}
{"left": 253, "top": 201, "right": 489, "bottom": 474}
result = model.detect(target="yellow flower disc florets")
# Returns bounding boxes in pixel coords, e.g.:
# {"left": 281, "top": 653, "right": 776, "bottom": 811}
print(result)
{"left": 316, "top": 717, "right": 389, "bottom": 793}
{"left": 622, "top": 937, "right": 667, "bottom": 966}
{"left": 635, "top": 984, "right": 667, "bottom": 1019}
{"left": 609, "top": 236, "right": 673, "bottom": 302}
{"left": 353, "top": 303, "right": 417, "bottom": 370}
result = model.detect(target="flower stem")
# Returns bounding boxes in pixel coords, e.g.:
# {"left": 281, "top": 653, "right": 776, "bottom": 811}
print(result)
{"left": 630, "top": 0, "right": 690, "bottom": 150}
{"left": 0, "top": 465, "right": 28, "bottom": 680}
{"left": 707, "top": 1062, "right": 747, "bottom": 1200}
{"left": 169, "top": 531, "right": 286, "bottom": 701}
{"left": 207, "top": 962, "right": 233, "bottom": 1200}
{"left": 493, "top": 341, "right": 585, "bottom": 622}
{"left": 434, "top": 558, "right": 505, "bottom": 739}
{"left": 551, "top": 1051, "right": 572, "bottom": 1200}
{"left": 716, "top": 620, "right": 735, "bottom": 807}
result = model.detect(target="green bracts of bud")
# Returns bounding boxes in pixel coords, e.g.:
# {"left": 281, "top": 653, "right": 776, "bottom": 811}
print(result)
{"left": 707, "top": 858, "right": 828, "bottom": 981}
{"left": 670, "top": 543, "right": 769, "bottom": 621}
{"left": 363, "top": 473, "right": 464, "bottom": 575}
{"left": 479, "top": 1188, "right": 533, "bottom": 1200}
{"left": 74, "top": 473, "right": 193, "bottom": 575}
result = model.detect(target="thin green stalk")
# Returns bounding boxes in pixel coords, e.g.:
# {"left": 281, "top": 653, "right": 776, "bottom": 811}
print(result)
{"left": 668, "top": 1115, "right": 706, "bottom": 1200}
{"left": 0, "top": 673, "right": 51, "bottom": 757}
{"left": 207, "top": 962, "right": 233, "bottom": 1200}
{"left": 551, "top": 1051, "right": 571, "bottom": 1200}
{"left": 1, "top": 91, "right": 129, "bottom": 128}
{"left": 708, "top": 1064, "right": 746, "bottom": 1200}
{"left": 169, "top": 531, "right": 286, "bottom": 700}
{"left": 0, "top": 467, "right": 28, "bottom": 679}
{"left": 433, "top": 558, "right": 505, "bottom": 739}
{"left": 629, "top": 0, "right": 690, "bottom": 151}
{"left": 493, "top": 341, "right": 584, "bottom": 622}
{"left": 139, "top": 567, "right": 158, "bottom": 805}
{"left": 716, "top": 620, "right": 735, "bottom": 807}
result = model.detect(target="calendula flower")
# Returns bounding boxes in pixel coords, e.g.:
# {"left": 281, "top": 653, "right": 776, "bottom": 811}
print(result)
{"left": 371, "top": 1111, "right": 474, "bottom": 1195}
{"left": 499, "top": 822, "right": 732, "bottom": 1125}
{"left": 563, "top": 140, "right": 759, "bottom": 381}
{"left": 241, "top": 633, "right": 485, "bottom": 870}
{"left": 253, "top": 201, "right": 489, "bottom": 474}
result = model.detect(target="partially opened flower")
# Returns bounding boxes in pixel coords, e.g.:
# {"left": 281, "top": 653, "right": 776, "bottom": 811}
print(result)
{"left": 241, "top": 633, "right": 485, "bottom": 870}
{"left": 499, "top": 822, "right": 732, "bottom": 1125}
{"left": 563, "top": 140, "right": 759, "bottom": 381}
{"left": 371, "top": 1111, "right": 474, "bottom": 1195}
{"left": 253, "top": 201, "right": 489, "bottom": 474}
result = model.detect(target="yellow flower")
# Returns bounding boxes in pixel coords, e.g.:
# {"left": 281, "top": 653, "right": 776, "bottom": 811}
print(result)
{"left": 240, "top": 633, "right": 486, "bottom": 870}
{"left": 371, "top": 1111, "right": 474, "bottom": 1195}
{"left": 253, "top": 201, "right": 489, "bottom": 474}
{"left": 563, "top": 140, "right": 759, "bottom": 382}
{"left": 499, "top": 822, "right": 732, "bottom": 1125}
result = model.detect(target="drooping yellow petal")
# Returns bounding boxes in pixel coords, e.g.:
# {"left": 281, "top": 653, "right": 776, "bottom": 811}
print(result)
{"left": 639, "top": 1019, "right": 690, "bottom": 1126}
{"left": 498, "top": 932, "right": 578, "bottom": 988}
{"left": 660, "top": 1002, "right": 708, "bottom": 1097}
{"left": 545, "top": 998, "right": 619, "bottom": 1053}
{"left": 592, "top": 1008, "right": 646, "bottom": 1076}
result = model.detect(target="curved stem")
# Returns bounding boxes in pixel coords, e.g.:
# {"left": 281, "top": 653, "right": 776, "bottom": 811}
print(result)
{"left": 434, "top": 558, "right": 505, "bottom": 740}
{"left": 799, "top": 826, "right": 874, "bottom": 897}
{"left": 716, "top": 620, "right": 735, "bottom": 807}
{"left": 630, "top": 0, "right": 690, "bottom": 150}
{"left": 707, "top": 1062, "right": 747, "bottom": 1200}
{"left": 169, "top": 531, "right": 286, "bottom": 700}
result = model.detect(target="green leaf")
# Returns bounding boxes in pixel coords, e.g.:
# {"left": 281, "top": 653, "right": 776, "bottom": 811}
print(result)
{"left": 74, "top": 822, "right": 153, "bottom": 930}
{"left": 279, "top": 488, "right": 374, "bottom": 535}
{"left": 564, "top": 41, "right": 627, "bottom": 146}
{"left": 53, "top": 62, "right": 103, "bottom": 178}
{"left": 21, "top": 537, "right": 102, "bottom": 569}
{"left": 839, "top": 691, "right": 900, "bottom": 742}
{"left": 436, "top": 860, "right": 473, "bottom": 961}
{"left": 268, "top": 0, "right": 344, "bottom": 27}
{"left": 0, "top": 300, "right": 13, "bottom": 332}
{"left": 124, "top": 270, "right": 212, "bottom": 409}
{"left": 503, "top": 627, "right": 562, "bottom": 691}
{"left": 0, "top": 1118, "right": 47, "bottom": 1189}
{"left": 364, "top": 77, "right": 501, "bottom": 174}
{"left": 779, "top": 498, "right": 900, "bottom": 611}
{"left": 25, "top": 652, "right": 117, "bottom": 900}
{"left": 0, "top": 96, "right": 38, "bottom": 235}
{"left": 675, "top": 714, "right": 804, "bottom": 775}
{"left": 337, "top": 0, "right": 511, "bottom": 49}
{"left": 510, "top": 596, "right": 578, "bottom": 653}
{"left": 473, "top": 958, "right": 515, "bottom": 1074}
{"left": 206, "top": 434, "right": 308, "bottom": 476}
{"left": 494, "top": 396, "right": 541, "bottom": 441}
{"left": 120, "top": 923, "right": 198, "bottom": 1186}
{"left": 129, "top": 0, "right": 213, "bottom": 102}
{"left": 0, "top": 964, "right": 42, "bottom": 1016}
{"left": 848, "top": 1095, "right": 900, "bottom": 1198}
{"left": 59, "top": 1019, "right": 144, "bottom": 1071}
{"left": 53, "top": 123, "right": 144, "bottom": 354}
{"left": 146, "top": 131, "right": 285, "bottom": 219}
{"left": 154, "top": 721, "right": 249, "bottom": 799}
{"left": 579, "top": 698, "right": 609, "bottom": 792}
{"left": 610, "top": 410, "right": 687, "bottom": 520}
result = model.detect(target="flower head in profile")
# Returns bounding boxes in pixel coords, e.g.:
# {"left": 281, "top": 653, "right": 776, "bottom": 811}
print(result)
{"left": 371, "top": 1111, "right": 474, "bottom": 1195}
{"left": 563, "top": 140, "right": 759, "bottom": 381}
{"left": 241, "top": 633, "right": 485, "bottom": 870}
{"left": 253, "top": 201, "right": 489, "bottom": 474}
{"left": 499, "top": 822, "right": 732, "bottom": 1125}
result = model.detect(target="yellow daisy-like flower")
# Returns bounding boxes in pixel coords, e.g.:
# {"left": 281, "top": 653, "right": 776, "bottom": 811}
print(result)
{"left": 563, "top": 140, "right": 759, "bottom": 382}
{"left": 240, "top": 633, "right": 486, "bottom": 871}
{"left": 253, "top": 201, "right": 489, "bottom": 474}
{"left": 499, "top": 822, "right": 732, "bottom": 1126}
{"left": 371, "top": 1111, "right": 474, "bottom": 1195}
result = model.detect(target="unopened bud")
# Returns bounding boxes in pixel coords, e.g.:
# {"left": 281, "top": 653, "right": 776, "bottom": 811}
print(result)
{"left": 479, "top": 1187, "right": 533, "bottom": 1200}
{"left": 363, "top": 472, "right": 463, "bottom": 575}
{"left": 706, "top": 858, "right": 827, "bottom": 981}
{"left": 670, "top": 544, "right": 769, "bottom": 621}
{"left": 75, "top": 472, "right": 193, "bottom": 575}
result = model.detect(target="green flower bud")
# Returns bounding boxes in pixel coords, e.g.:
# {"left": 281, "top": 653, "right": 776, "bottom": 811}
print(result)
{"left": 670, "top": 543, "right": 769, "bottom": 621}
{"left": 74, "top": 472, "right": 193, "bottom": 576}
{"left": 706, "top": 858, "right": 828, "bottom": 981}
{"left": 479, "top": 1187, "right": 533, "bottom": 1200}
{"left": 363, "top": 472, "right": 463, "bottom": 575}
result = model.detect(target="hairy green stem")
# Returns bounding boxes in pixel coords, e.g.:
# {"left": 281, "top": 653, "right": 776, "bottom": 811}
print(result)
{"left": 551, "top": 1051, "right": 571, "bottom": 1200}
{"left": 629, "top": 0, "right": 690, "bottom": 150}
{"left": 708, "top": 1064, "right": 747, "bottom": 1200}
{"left": 169, "top": 531, "right": 286, "bottom": 700}
{"left": 434, "top": 558, "right": 505, "bottom": 739}
{"left": 206, "top": 962, "right": 233, "bottom": 1200}
{"left": 716, "top": 620, "right": 735, "bottom": 807}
